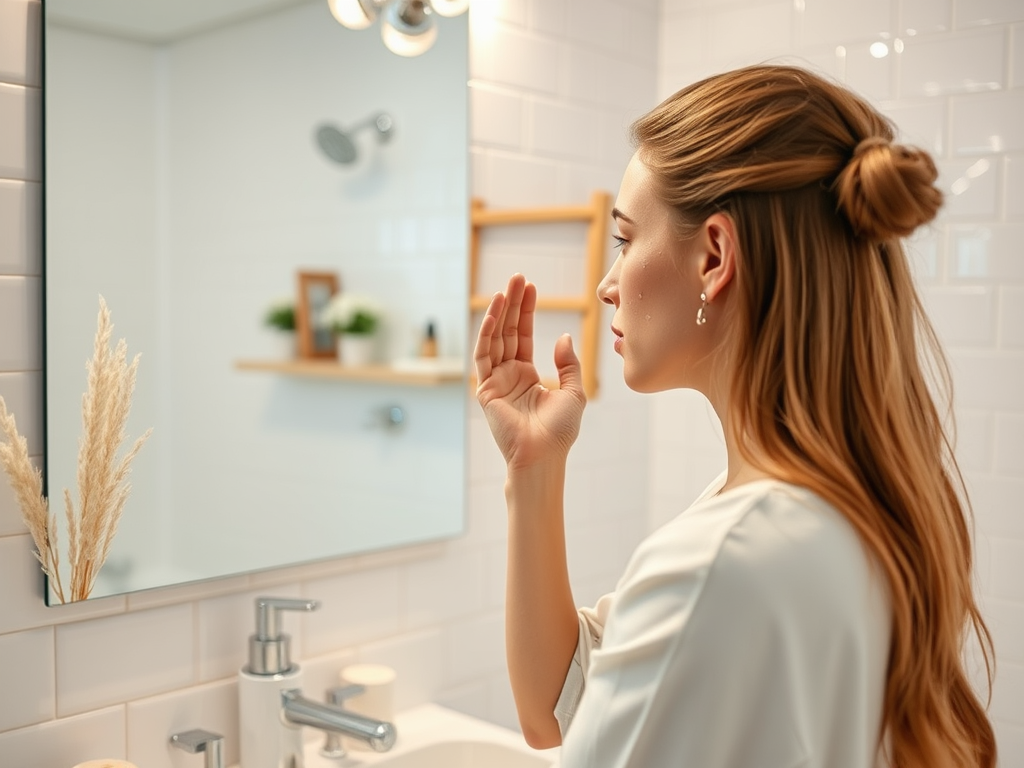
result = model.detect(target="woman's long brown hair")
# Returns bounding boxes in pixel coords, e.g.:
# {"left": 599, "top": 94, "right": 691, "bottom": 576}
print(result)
{"left": 633, "top": 65, "right": 996, "bottom": 767}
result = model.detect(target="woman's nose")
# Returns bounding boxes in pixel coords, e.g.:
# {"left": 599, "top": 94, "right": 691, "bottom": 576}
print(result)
{"left": 597, "top": 262, "right": 619, "bottom": 306}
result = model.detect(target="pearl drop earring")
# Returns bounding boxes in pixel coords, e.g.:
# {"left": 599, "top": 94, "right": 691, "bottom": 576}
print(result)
{"left": 696, "top": 292, "right": 708, "bottom": 326}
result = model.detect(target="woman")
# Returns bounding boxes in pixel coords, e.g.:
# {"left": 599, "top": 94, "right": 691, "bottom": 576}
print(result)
{"left": 473, "top": 65, "right": 996, "bottom": 768}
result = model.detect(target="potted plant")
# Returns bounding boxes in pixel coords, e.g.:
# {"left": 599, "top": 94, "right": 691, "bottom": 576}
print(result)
{"left": 263, "top": 298, "right": 297, "bottom": 358}
{"left": 322, "top": 293, "right": 383, "bottom": 366}
{"left": 264, "top": 299, "right": 296, "bottom": 331}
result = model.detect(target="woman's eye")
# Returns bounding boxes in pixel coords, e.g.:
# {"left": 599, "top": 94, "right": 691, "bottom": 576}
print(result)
{"left": 612, "top": 235, "right": 628, "bottom": 249}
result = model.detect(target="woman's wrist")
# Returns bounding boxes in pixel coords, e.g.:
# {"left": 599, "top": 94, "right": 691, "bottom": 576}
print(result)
{"left": 505, "top": 460, "right": 567, "bottom": 516}
{"left": 505, "top": 459, "right": 566, "bottom": 491}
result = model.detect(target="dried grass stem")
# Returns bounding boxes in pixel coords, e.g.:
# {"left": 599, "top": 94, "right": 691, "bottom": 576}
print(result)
{"left": 0, "top": 296, "right": 151, "bottom": 603}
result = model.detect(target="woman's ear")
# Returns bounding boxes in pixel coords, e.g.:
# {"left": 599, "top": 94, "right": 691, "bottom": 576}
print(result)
{"left": 699, "top": 213, "right": 738, "bottom": 302}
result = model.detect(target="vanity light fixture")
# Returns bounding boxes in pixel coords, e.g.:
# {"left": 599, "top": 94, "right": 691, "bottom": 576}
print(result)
{"left": 327, "top": 0, "right": 469, "bottom": 57}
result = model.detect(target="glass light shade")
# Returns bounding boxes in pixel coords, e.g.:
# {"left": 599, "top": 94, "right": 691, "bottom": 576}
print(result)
{"left": 382, "top": 17, "right": 438, "bottom": 56}
{"left": 430, "top": 0, "right": 470, "bottom": 17}
{"left": 328, "top": 0, "right": 376, "bottom": 29}
{"left": 382, "top": 1, "right": 438, "bottom": 57}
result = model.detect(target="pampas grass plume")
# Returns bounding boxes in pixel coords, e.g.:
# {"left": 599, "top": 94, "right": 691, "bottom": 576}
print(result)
{"left": 0, "top": 296, "right": 151, "bottom": 603}
{"left": 0, "top": 397, "right": 65, "bottom": 603}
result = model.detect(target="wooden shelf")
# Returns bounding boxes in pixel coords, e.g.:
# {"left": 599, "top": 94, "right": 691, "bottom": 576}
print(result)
{"left": 242, "top": 190, "right": 610, "bottom": 396}
{"left": 472, "top": 202, "right": 600, "bottom": 226}
{"left": 235, "top": 359, "right": 465, "bottom": 386}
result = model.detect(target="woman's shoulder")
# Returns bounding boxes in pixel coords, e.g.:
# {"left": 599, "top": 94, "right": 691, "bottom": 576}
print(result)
{"left": 591, "top": 479, "right": 891, "bottom": 768}
{"left": 662, "top": 476, "right": 860, "bottom": 549}
{"left": 625, "top": 478, "right": 881, "bottom": 611}
{"left": 604, "top": 477, "right": 891, "bottom": 697}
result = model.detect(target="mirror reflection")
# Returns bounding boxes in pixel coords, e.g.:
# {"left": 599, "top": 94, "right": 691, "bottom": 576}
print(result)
{"left": 43, "top": 0, "right": 469, "bottom": 602}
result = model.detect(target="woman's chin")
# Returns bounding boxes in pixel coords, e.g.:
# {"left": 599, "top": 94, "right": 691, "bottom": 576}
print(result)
{"left": 623, "top": 361, "right": 692, "bottom": 394}
{"left": 623, "top": 366, "right": 659, "bottom": 394}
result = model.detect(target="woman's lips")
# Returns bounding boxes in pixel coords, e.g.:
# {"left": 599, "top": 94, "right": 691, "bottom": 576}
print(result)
{"left": 612, "top": 325, "right": 623, "bottom": 354}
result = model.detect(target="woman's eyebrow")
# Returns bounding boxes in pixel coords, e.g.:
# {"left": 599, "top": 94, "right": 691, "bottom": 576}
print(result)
{"left": 611, "top": 207, "right": 635, "bottom": 224}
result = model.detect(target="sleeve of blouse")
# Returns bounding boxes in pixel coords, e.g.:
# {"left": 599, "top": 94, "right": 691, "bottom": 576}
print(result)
{"left": 554, "top": 471, "right": 729, "bottom": 741}
{"left": 553, "top": 592, "right": 615, "bottom": 739}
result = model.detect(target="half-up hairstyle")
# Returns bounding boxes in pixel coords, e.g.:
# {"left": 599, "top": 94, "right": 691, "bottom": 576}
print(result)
{"left": 633, "top": 64, "right": 995, "bottom": 768}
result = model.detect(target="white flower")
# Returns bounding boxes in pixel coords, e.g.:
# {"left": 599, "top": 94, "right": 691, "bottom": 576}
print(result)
{"left": 321, "top": 293, "right": 383, "bottom": 335}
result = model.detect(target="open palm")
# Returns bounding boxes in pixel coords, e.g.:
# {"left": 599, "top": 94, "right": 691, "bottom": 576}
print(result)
{"left": 474, "top": 274, "right": 586, "bottom": 470}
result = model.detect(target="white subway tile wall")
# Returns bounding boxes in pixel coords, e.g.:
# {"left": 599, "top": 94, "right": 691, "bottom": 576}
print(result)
{"left": 657, "top": 0, "right": 1024, "bottom": 763}
{"left": 900, "top": 0, "right": 953, "bottom": 35}
{"left": 125, "top": 679, "right": 239, "bottom": 768}
{"left": 0, "top": 708, "right": 125, "bottom": 768}
{"left": 0, "top": 82, "right": 40, "bottom": 179}
{"left": 55, "top": 605, "right": 195, "bottom": 718}
{"left": 1001, "top": 286, "right": 1024, "bottom": 347}
{"left": 0, "top": 1, "right": 655, "bottom": 766}
{"left": 0, "top": 275, "right": 41, "bottom": 369}
{"left": 0, "top": 0, "right": 39, "bottom": 87}
{"left": 901, "top": 28, "right": 1006, "bottom": 97}
{"left": 0, "top": 179, "right": 41, "bottom": 274}
{"left": 0, "top": 626, "right": 53, "bottom": 731}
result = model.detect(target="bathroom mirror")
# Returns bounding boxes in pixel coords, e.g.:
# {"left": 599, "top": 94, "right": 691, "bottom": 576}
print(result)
{"left": 42, "top": 0, "right": 469, "bottom": 603}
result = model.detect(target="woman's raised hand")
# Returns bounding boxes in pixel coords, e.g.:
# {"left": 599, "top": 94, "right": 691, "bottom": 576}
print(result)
{"left": 473, "top": 274, "right": 586, "bottom": 470}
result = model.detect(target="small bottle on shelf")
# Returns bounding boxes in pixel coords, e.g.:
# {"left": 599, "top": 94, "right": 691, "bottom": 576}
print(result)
{"left": 420, "top": 321, "right": 438, "bottom": 358}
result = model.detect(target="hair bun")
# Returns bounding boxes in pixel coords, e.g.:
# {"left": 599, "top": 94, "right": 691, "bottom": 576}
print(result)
{"left": 834, "top": 137, "right": 942, "bottom": 241}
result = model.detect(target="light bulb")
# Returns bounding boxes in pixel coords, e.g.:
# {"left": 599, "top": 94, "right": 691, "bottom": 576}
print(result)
{"left": 382, "top": 0, "right": 438, "bottom": 56}
{"left": 869, "top": 41, "right": 889, "bottom": 58}
{"left": 327, "top": 0, "right": 376, "bottom": 30}
{"left": 430, "top": 0, "right": 470, "bottom": 17}
{"left": 382, "top": 17, "right": 438, "bottom": 56}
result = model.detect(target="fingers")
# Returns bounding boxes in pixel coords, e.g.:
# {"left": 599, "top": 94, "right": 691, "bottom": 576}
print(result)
{"left": 473, "top": 273, "right": 538, "bottom": 387}
{"left": 499, "top": 274, "right": 527, "bottom": 363}
{"left": 554, "top": 333, "right": 585, "bottom": 404}
{"left": 473, "top": 291, "right": 505, "bottom": 384}
{"left": 517, "top": 281, "right": 537, "bottom": 364}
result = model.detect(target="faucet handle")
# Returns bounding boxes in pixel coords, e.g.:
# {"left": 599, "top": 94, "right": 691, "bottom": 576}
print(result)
{"left": 327, "top": 683, "right": 366, "bottom": 704}
{"left": 320, "top": 684, "right": 367, "bottom": 759}
{"left": 170, "top": 729, "right": 224, "bottom": 768}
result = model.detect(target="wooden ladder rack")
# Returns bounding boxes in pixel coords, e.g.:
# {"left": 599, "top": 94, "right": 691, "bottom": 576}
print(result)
{"left": 470, "top": 190, "right": 611, "bottom": 400}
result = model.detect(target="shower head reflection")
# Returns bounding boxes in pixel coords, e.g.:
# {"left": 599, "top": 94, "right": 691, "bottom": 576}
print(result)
{"left": 315, "top": 112, "right": 395, "bottom": 164}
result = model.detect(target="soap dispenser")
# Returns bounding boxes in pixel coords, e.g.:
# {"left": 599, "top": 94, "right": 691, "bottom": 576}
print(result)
{"left": 238, "top": 596, "right": 319, "bottom": 768}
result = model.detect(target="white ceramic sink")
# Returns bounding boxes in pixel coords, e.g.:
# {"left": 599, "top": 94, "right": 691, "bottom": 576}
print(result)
{"left": 370, "top": 740, "right": 553, "bottom": 768}
{"left": 301, "top": 703, "right": 559, "bottom": 768}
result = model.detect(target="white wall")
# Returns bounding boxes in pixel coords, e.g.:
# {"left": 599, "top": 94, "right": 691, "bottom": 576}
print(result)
{"left": 0, "top": 1, "right": 656, "bottom": 766}
{"left": 652, "top": 0, "right": 1024, "bottom": 764}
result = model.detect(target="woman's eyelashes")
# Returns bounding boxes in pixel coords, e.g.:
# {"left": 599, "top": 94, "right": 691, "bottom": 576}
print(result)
{"left": 612, "top": 234, "right": 628, "bottom": 250}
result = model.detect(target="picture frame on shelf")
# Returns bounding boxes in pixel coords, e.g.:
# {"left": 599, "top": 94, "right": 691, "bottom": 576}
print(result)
{"left": 296, "top": 270, "right": 339, "bottom": 359}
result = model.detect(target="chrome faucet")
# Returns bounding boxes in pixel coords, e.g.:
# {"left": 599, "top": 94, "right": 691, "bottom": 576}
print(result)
{"left": 281, "top": 688, "right": 397, "bottom": 754}
{"left": 319, "top": 684, "right": 382, "bottom": 758}
{"left": 238, "top": 595, "right": 397, "bottom": 766}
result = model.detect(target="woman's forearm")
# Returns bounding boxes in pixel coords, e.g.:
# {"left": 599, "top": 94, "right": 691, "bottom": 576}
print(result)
{"left": 504, "top": 460, "right": 580, "bottom": 749}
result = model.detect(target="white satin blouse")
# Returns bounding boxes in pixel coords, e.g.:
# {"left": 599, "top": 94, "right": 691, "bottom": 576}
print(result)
{"left": 554, "top": 473, "right": 892, "bottom": 768}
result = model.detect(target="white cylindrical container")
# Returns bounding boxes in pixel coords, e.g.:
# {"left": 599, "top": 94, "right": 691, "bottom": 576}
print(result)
{"left": 238, "top": 666, "right": 305, "bottom": 768}
{"left": 340, "top": 663, "right": 396, "bottom": 751}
